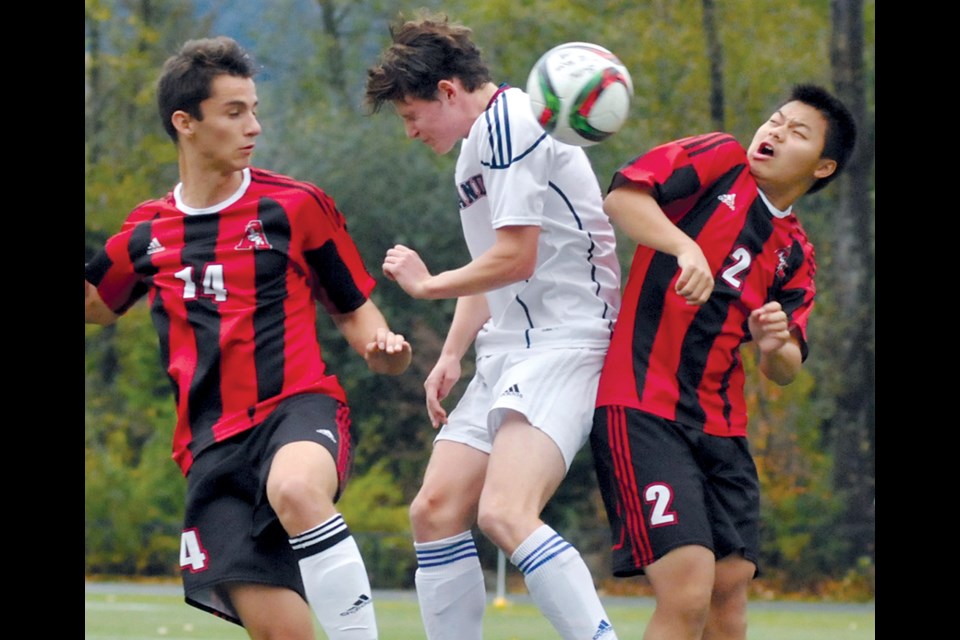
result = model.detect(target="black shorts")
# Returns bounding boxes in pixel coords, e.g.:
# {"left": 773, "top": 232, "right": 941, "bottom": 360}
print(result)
{"left": 179, "top": 393, "right": 354, "bottom": 626}
{"left": 590, "top": 406, "right": 760, "bottom": 578}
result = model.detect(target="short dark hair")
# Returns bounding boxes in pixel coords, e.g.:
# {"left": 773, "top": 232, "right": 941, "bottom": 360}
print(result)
{"left": 157, "top": 36, "right": 258, "bottom": 142}
{"left": 364, "top": 12, "right": 492, "bottom": 114}
{"left": 786, "top": 83, "right": 857, "bottom": 194}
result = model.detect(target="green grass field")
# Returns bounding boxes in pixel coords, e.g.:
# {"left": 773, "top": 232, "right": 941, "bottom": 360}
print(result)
{"left": 85, "top": 584, "right": 874, "bottom": 639}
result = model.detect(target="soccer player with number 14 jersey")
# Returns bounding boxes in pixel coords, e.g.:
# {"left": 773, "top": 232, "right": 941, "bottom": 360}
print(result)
{"left": 85, "top": 36, "right": 411, "bottom": 640}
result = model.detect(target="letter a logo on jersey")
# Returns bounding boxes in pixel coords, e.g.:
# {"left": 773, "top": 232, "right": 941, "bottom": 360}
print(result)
{"left": 775, "top": 246, "right": 791, "bottom": 278}
{"left": 236, "top": 220, "right": 273, "bottom": 250}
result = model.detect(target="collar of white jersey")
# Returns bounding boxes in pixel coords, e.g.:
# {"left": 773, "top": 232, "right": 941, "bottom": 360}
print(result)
{"left": 486, "top": 83, "right": 511, "bottom": 110}
{"left": 174, "top": 167, "right": 252, "bottom": 215}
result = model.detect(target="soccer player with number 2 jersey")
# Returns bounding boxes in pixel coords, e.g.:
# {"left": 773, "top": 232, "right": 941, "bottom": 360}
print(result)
{"left": 590, "top": 84, "right": 857, "bottom": 639}
{"left": 85, "top": 36, "right": 410, "bottom": 640}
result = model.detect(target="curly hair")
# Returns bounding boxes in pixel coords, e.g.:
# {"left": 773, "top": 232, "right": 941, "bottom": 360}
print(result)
{"left": 364, "top": 12, "right": 492, "bottom": 113}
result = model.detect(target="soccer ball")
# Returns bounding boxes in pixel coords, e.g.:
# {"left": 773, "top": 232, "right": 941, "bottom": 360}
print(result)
{"left": 526, "top": 42, "right": 633, "bottom": 147}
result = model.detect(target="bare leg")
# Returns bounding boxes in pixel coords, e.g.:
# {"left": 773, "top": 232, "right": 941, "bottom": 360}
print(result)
{"left": 268, "top": 441, "right": 377, "bottom": 639}
{"left": 477, "top": 415, "right": 565, "bottom": 551}
{"left": 703, "top": 554, "right": 754, "bottom": 640}
{"left": 479, "top": 412, "right": 617, "bottom": 640}
{"left": 643, "top": 545, "right": 716, "bottom": 640}
{"left": 229, "top": 582, "right": 316, "bottom": 640}
{"left": 409, "top": 440, "right": 488, "bottom": 541}
{"left": 409, "top": 441, "right": 489, "bottom": 640}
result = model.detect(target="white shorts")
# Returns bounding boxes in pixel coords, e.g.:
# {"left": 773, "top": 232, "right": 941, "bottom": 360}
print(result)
{"left": 435, "top": 347, "right": 606, "bottom": 469}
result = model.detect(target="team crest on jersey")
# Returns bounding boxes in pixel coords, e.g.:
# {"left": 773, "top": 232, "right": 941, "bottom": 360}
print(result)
{"left": 775, "top": 246, "right": 791, "bottom": 278}
{"left": 236, "top": 220, "right": 273, "bottom": 250}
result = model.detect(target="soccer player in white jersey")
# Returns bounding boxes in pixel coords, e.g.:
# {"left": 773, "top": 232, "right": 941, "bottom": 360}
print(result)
{"left": 365, "top": 12, "right": 621, "bottom": 640}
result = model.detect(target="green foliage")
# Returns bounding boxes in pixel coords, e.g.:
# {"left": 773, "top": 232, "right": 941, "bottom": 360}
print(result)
{"left": 743, "top": 351, "right": 851, "bottom": 589}
{"left": 337, "top": 460, "right": 418, "bottom": 586}
{"left": 86, "top": 307, "right": 183, "bottom": 576}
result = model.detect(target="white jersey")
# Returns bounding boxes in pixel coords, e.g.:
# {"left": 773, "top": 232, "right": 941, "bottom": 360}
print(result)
{"left": 455, "top": 86, "right": 621, "bottom": 356}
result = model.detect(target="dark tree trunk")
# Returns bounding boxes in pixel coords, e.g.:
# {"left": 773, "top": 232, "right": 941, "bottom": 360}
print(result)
{"left": 701, "top": 0, "right": 725, "bottom": 130}
{"left": 318, "top": 0, "right": 351, "bottom": 108}
{"left": 829, "top": 0, "right": 875, "bottom": 567}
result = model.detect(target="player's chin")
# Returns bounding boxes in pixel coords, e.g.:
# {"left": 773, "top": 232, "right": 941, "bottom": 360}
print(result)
{"left": 428, "top": 139, "right": 456, "bottom": 155}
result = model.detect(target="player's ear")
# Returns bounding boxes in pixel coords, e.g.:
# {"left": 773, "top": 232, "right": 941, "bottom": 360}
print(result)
{"left": 172, "top": 110, "right": 195, "bottom": 138}
{"left": 437, "top": 79, "right": 457, "bottom": 101}
{"left": 813, "top": 158, "right": 837, "bottom": 180}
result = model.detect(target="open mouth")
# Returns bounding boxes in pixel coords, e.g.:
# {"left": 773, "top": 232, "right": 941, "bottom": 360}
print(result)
{"left": 759, "top": 142, "right": 775, "bottom": 157}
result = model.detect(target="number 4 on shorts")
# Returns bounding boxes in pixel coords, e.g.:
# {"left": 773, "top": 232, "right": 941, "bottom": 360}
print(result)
{"left": 180, "top": 528, "right": 209, "bottom": 572}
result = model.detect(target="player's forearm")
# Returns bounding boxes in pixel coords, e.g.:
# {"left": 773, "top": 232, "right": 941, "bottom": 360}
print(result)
{"left": 420, "top": 226, "right": 539, "bottom": 299}
{"left": 605, "top": 187, "right": 698, "bottom": 258}
{"left": 439, "top": 294, "right": 490, "bottom": 360}
{"left": 85, "top": 280, "right": 119, "bottom": 326}
{"left": 332, "top": 300, "right": 389, "bottom": 356}
{"left": 758, "top": 341, "right": 803, "bottom": 386}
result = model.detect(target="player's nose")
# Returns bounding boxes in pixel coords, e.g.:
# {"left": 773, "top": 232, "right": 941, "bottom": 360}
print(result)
{"left": 247, "top": 113, "right": 262, "bottom": 137}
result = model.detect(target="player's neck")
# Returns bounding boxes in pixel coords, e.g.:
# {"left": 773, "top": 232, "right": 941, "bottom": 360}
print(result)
{"left": 754, "top": 179, "right": 806, "bottom": 213}
{"left": 177, "top": 158, "right": 246, "bottom": 209}
{"left": 474, "top": 82, "right": 501, "bottom": 114}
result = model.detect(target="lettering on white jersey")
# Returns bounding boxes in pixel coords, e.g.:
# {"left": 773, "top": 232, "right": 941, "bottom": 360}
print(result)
{"left": 458, "top": 174, "right": 487, "bottom": 209}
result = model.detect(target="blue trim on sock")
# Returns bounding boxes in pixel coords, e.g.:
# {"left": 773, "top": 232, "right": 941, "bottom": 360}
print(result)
{"left": 515, "top": 534, "right": 572, "bottom": 575}
{"left": 416, "top": 539, "right": 480, "bottom": 568}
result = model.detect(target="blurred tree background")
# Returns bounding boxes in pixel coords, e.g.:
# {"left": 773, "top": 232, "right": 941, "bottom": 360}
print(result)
{"left": 85, "top": 0, "right": 875, "bottom": 598}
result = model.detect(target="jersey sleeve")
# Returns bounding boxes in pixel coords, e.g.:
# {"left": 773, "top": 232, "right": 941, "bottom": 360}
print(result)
{"left": 84, "top": 208, "right": 155, "bottom": 315}
{"left": 776, "top": 232, "right": 817, "bottom": 361}
{"left": 298, "top": 185, "right": 376, "bottom": 315}
{"left": 608, "top": 133, "right": 745, "bottom": 222}
{"left": 479, "top": 89, "right": 551, "bottom": 229}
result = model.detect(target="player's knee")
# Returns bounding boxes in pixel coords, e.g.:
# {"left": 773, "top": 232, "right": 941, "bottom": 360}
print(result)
{"left": 712, "top": 555, "right": 753, "bottom": 606}
{"left": 267, "top": 475, "right": 328, "bottom": 522}
{"left": 409, "top": 488, "right": 467, "bottom": 536}
{"left": 475, "top": 505, "right": 524, "bottom": 551}
{"left": 708, "top": 574, "right": 749, "bottom": 636}
{"left": 656, "top": 589, "right": 711, "bottom": 635}
{"left": 408, "top": 492, "right": 432, "bottom": 529}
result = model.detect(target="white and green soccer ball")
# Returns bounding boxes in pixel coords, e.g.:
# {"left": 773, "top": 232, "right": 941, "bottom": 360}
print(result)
{"left": 526, "top": 42, "right": 634, "bottom": 147}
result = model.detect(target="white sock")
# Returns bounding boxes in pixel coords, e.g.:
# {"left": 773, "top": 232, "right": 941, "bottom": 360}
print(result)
{"left": 511, "top": 524, "right": 617, "bottom": 640}
{"left": 291, "top": 514, "right": 378, "bottom": 639}
{"left": 413, "top": 531, "right": 485, "bottom": 640}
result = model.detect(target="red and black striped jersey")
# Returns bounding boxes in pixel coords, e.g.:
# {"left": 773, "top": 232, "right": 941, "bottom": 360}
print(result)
{"left": 86, "top": 168, "right": 376, "bottom": 473}
{"left": 596, "top": 133, "right": 816, "bottom": 436}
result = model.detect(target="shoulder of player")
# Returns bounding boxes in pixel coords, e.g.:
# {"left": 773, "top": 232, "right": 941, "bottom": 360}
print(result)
{"left": 248, "top": 167, "right": 335, "bottom": 206}
{"left": 475, "top": 86, "right": 571, "bottom": 159}
{"left": 246, "top": 167, "right": 348, "bottom": 230}
{"left": 666, "top": 132, "right": 743, "bottom": 158}
{"left": 484, "top": 88, "right": 543, "bottom": 137}
{"left": 124, "top": 193, "right": 177, "bottom": 225}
